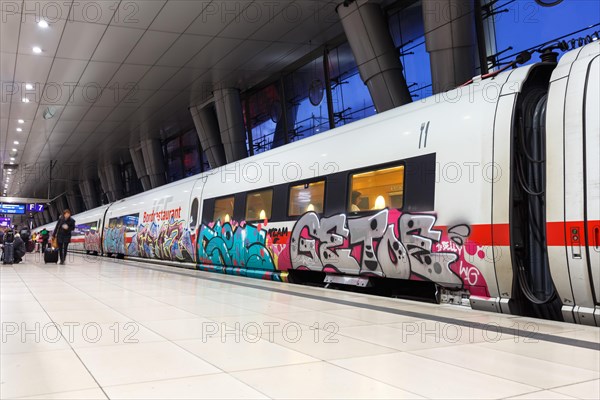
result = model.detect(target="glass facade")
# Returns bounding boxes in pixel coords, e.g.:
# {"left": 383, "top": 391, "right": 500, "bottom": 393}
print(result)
{"left": 163, "top": 129, "right": 205, "bottom": 183}
{"left": 388, "top": 1, "right": 433, "bottom": 99}
{"left": 485, "top": 0, "right": 599, "bottom": 68}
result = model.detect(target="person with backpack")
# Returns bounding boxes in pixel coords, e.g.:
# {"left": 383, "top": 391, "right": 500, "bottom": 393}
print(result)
{"left": 52, "top": 209, "right": 76, "bottom": 265}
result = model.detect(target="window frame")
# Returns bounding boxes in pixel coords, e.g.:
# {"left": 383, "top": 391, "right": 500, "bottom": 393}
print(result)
{"left": 212, "top": 195, "right": 236, "bottom": 222}
{"left": 287, "top": 178, "right": 327, "bottom": 217}
{"left": 244, "top": 188, "right": 274, "bottom": 222}
{"left": 346, "top": 161, "right": 406, "bottom": 215}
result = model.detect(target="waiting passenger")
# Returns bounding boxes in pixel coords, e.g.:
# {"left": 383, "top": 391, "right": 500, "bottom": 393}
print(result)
{"left": 351, "top": 191, "right": 362, "bottom": 212}
{"left": 12, "top": 233, "right": 26, "bottom": 264}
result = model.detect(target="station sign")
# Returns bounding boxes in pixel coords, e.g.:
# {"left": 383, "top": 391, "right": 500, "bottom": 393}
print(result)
{"left": 0, "top": 217, "right": 10, "bottom": 227}
{"left": 27, "top": 203, "right": 45, "bottom": 212}
{"left": 0, "top": 203, "right": 25, "bottom": 214}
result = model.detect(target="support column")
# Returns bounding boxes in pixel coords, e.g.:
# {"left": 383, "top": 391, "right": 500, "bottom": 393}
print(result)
{"left": 213, "top": 88, "right": 248, "bottom": 163}
{"left": 66, "top": 187, "right": 82, "bottom": 214}
{"left": 422, "top": 0, "right": 478, "bottom": 93}
{"left": 79, "top": 179, "right": 99, "bottom": 210}
{"left": 56, "top": 196, "right": 68, "bottom": 215}
{"left": 337, "top": 0, "right": 412, "bottom": 112}
{"left": 48, "top": 203, "right": 58, "bottom": 221}
{"left": 190, "top": 104, "right": 227, "bottom": 169}
{"left": 42, "top": 209, "right": 51, "bottom": 224}
{"left": 130, "top": 147, "right": 151, "bottom": 191}
{"left": 140, "top": 139, "right": 166, "bottom": 189}
{"left": 100, "top": 163, "right": 124, "bottom": 202}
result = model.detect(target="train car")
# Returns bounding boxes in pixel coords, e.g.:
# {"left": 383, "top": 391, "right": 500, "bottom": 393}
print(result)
{"left": 38, "top": 42, "right": 599, "bottom": 325}
{"left": 70, "top": 206, "right": 110, "bottom": 254}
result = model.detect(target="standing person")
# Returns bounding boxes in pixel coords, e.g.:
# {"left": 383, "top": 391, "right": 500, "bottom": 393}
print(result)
{"left": 52, "top": 209, "right": 76, "bottom": 265}
{"left": 40, "top": 228, "right": 50, "bottom": 252}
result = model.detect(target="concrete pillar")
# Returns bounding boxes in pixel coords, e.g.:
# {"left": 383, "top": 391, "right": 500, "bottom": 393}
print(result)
{"left": 190, "top": 104, "right": 227, "bottom": 169}
{"left": 337, "top": 0, "right": 412, "bottom": 112}
{"left": 56, "top": 196, "right": 68, "bottom": 215}
{"left": 130, "top": 147, "right": 151, "bottom": 191}
{"left": 79, "top": 179, "right": 99, "bottom": 210}
{"left": 42, "top": 209, "right": 51, "bottom": 224}
{"left": 100, "top": 163, "right": 124, "bottom": 202}
{"left": 48, "top": 203, "right": 58, "bottom": 221}
{"left": 140, "top": 139, "right": 166, "bottom": 189}
{"left": 422, "top": 0, "right": 478, "bottom": 93}
{"left": 66, "top": 187, "right": 82, "bottom": 214}
{"left": 213, "top": 88, "right": 248, "bottom": 163}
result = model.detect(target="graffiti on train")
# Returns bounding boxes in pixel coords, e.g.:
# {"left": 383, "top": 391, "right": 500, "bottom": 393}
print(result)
{"left": 197, "top": 220, "right": 276, "bottom": 271}
{"left": 84, "top": 230, "right": 101, "bottom": 253}
{"left": 103, "top": 226, "right": 126, "bottom": 254}
{"left": 288, "top": 209, "right": 488, "bottom": 293}
{"left": 132, "top": 217, "right": 195, "bottom": 262}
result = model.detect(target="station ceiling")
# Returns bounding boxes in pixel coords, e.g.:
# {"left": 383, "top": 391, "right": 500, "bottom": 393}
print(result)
{"left": 1, "top": 0, "right": 344, "bottom": 198}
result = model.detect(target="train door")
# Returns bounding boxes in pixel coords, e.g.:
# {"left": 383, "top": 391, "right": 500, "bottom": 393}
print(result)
{"left": 584, "top": 57, "right": 600, "bottom": 315}
{"left": 188, "top": 178, "right": 206, "bottom": 263}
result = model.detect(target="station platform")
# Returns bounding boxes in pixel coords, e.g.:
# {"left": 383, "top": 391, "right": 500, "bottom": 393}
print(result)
{"left": 1, "top": 254, "right": 599, "bottom": 400}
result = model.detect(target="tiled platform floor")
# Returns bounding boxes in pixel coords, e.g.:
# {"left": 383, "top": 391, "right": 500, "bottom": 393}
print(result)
{"left": 1, "top": 253, "right": 599, "bottom": 399}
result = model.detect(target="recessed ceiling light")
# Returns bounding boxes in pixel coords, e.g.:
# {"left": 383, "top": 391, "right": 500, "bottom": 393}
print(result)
{"left": 38, "top": 20, "right": 49, "bottom": 28}
{"left": 18, "top": 119, "right": 24, "bottom": 124}
{"left": 16, "top": 128, "right": 22, "bottom": 132}
{"left": 32, "top": 46, "right": 42, "bottom": 53}
{"left": 25, "top": 83, "right": 33, "bottom": 90}
{"left": 22, "top": 98, "right": 30, "bottom": 103}
{"left": 14, "top": 141, "right": 19, "bottom": 145}
{"left": 10, "top": 158, "right": 15, "bottom": 161}
{"left": 12, "top": 148, "right": 17, "bottom": 152}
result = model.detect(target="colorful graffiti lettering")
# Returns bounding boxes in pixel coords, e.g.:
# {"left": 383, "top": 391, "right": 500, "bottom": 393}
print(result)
{"left": 288, "top": 210, "right": 488, "bottom": 294}
{"left": 103, "top": 226, "right": 126, "bottom": 255}
{"left": 84, "top": 230, "right": 101, "bottom": 253}
{"left": 135, "top": 218, "right": 195, "bottom": 262}
{"left": 198, "top": 220, "right": 275, "bottom": 271}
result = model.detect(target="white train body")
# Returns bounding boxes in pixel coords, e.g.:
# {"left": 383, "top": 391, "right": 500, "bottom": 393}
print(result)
{"left": 34, "top": 43, "right": 599, "bottom": 324}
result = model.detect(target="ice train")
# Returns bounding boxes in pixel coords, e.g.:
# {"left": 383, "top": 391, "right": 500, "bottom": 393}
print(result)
{"left": 36, "top": 42, "right": 600, "bottom": 325}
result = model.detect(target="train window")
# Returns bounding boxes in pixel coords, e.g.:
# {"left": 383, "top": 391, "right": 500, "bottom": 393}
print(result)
{"left": 288, "top": 181, "right": 325, "bottom": 216}
{"left": 190, "top": 198, "right": 199, "bottom": 229}
{"left": 349, "top": 165, "right": 405, "bottom": 212}
{"left": 108, "top": 218, "right": 118, "bottom": 228}
{"left": 122, "top": 214, "right": 139, "bottom": 232}
{"left": 213, "top": 196, "right": 235, "bottom": 222}
{"left": 245, "top": 189, "right": 273, "bottom": 221}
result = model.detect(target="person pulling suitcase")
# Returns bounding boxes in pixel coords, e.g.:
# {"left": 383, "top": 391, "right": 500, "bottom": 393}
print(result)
{"left": 52, "top": 209, "right": 75, "bottom": 265}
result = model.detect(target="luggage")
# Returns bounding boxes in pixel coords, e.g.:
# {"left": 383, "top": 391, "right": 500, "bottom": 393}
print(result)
{"left": 26, "top": 240, "right": 35, "bottom": 253}
{"left": 44, "top": 247, "right": 59, "bottom": 264}
{"left": 3, "top": 243, "right": 14, "bottom": 264}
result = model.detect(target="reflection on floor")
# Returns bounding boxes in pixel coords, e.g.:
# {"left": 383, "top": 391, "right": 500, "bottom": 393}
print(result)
{"left": 1, "top": 253, "right": 599, "bottom": 399}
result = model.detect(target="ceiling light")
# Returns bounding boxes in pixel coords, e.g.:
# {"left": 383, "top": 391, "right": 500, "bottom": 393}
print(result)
{"left": 32, "top": 46, "right": 42, "bottom": 53}
{"left": 12, "top": 148, "right": 17, "bottom": 152}
{"left": 18, "top": 119, "right": 24, "bottom": 124}
{"left": 25, "top": 83, "right": 33, "bottom": 90}
{"left": 10, "top": 158, "right": 15, "bottom": 161}
{"left": 16, "top": 128, "right": 22, "bottom": 132}
{"left": 38, "top": 20, "right": 49, "bottom": 28}
{"left": 22, "top": 98, "right": 30, "bottom": 103}
{"left": 14, "top": 141, "right": 19, "bottom": 145}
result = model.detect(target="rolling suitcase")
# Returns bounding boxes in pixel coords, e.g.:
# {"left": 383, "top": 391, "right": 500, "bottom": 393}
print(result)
{"left": 3, "top": 243, "right": 14, "bottom": 264}
{"left": 44, "top": 247, "right": 59, "bottom": 264}
{"left": 26, "top": 240, "right": 35, "bottom": 253}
